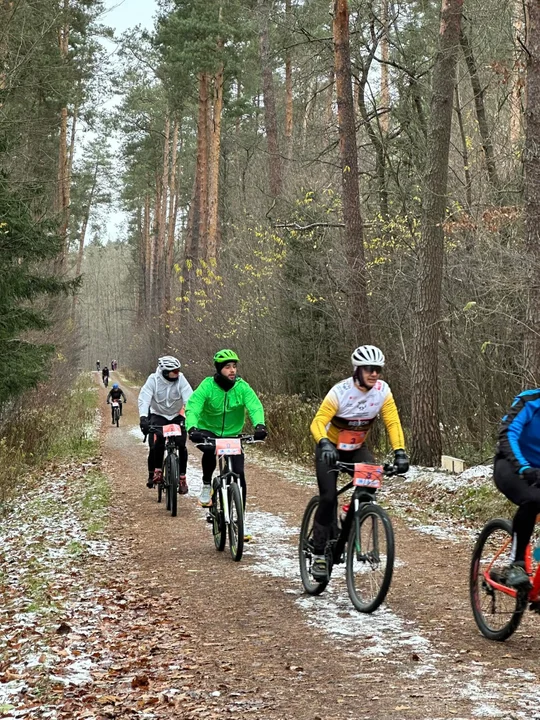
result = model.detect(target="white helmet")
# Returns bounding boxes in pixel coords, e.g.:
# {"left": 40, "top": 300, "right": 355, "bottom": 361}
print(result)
{"left": 351, "top": 345, "right": 385, "bottom": 368}
{"left": 158, "top": 355, "right": 181, "bottom": 371}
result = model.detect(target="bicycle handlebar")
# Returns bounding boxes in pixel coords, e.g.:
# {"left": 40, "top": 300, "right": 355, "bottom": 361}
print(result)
{"left": 335, "top": 461, "right": 400, "bottom": 477}
{"left": 194, "top": 434, "right": 263, "bottom": 448}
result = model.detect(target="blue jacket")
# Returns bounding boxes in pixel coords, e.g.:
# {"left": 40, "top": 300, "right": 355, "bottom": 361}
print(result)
{"left": 497, "top": 389, "right": 540, "bottom": 473}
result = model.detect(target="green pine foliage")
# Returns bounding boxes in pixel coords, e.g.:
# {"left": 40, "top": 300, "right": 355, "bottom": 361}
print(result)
{"left": 0, "top": 166, "right": 78, "bottom": 403}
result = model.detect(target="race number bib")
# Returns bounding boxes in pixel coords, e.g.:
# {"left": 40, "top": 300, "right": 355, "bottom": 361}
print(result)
{"left": 163, "top": 423, "right": 183, "bottom": 437}
{"left": 353, "top": 463, "right": 383, "bottom": 489}
{"left": 215, "top": 438, "right": 242, "bottom": 456}
{"left": 337, "top": 429, "right": 367, "bottom": 451}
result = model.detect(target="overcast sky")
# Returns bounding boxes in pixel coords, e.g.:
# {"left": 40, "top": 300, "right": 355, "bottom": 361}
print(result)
{"left": 103, "top": 0, "right": 157, "bottom": 35}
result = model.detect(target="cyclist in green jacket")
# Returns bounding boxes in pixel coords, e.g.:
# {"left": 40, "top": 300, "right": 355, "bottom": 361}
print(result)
{"left": 186, "top": 349, "right": 267, "bottom": 524}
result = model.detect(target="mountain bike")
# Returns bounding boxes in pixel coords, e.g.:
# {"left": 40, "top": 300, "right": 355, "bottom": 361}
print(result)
{"left": 147, "top": 423, "right": 184, "bottom": 517}
{"left": 200, "top": 435, "right": 261, "bottom": 562}
{"left": 299, "top": 461, "right": 398, "bottom": 613}
{"left": 470, "top": 517, "right": 540, "bottom": 641}
{"left": 110, "top": 400, "right": 121, "bottom": 427}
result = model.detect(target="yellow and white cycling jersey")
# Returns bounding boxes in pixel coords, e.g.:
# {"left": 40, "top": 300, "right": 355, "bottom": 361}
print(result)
{"left": 310, "top": 377, "right": 405, "bottom": 451}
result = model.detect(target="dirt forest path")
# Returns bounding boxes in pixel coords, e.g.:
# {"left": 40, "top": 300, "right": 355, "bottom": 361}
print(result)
{"left": 95, "top": 372, "right": 540, "bottom": 720}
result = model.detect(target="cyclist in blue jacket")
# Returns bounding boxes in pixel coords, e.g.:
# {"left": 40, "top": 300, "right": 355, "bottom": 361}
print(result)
{"left": 494, "top": 389, "right": 540, "bottom": 588}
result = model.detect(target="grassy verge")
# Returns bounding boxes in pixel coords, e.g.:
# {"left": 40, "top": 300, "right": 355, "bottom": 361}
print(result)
{"left": 0, "top": 373, "right": 99, "bottom": 509}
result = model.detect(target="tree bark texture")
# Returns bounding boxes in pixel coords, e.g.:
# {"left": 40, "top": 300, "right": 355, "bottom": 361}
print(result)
{"left": 258, "top": 0, "right": 283, "bottom": 197}
{"left": 207, "top": 66, "right": 224, "bottom": 261}
{"left": 285, "top": 0, "right": 293, "bottom": 160}
{"left": 524, "top": 0, "right": 540, "bottom": 384}
{"left": 460, "top": 29, "right": 500, "bottom": 193}
{"left": 333, "top": 0, "right": 371, "bottom": 342}
{"left": 411, "top": 0, "right": 463, "bottom": 466}
{"left": 510, "top": 0, "right": 525, "bottom": 144}
{"left": 57, "top": 0, "right": 71, "bottom": 267}
{"left": 379, "top": 0, "right": 390, "bottom": 135}
{"left": 165, "top": 117, "right": 180, "bottom": 316}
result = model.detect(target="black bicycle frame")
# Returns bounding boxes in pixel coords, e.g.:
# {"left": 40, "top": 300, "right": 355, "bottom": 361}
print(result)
{"left": 331, "top": 482, "right": 377, "bottom": 562}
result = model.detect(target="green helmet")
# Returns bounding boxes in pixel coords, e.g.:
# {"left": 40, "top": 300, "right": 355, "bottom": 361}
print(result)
{"left": 213, "top": 349, "right": 239, "bottom": 365}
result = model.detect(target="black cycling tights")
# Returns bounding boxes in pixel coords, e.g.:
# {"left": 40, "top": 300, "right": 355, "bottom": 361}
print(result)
{"left": 148, "top": 414, "right": 187, "bottom": 476}
{"left": 200, "top": 447, "right": 246, "bottom": 509}
{"left": 312, "top": 443, "right": 375, "bottom": 554}
{"left": 494, "top": 457, "right": 540, "bottom": 563}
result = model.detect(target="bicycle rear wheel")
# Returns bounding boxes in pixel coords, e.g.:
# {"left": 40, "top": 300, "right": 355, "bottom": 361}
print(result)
{"left": 298, "top": 496, "right": 329, "bottom": 595}
{"left": 470, "top": 518, "right": 528, "bottom": 641}
{"left": 346, "top": 503, "right": 394, "bottom": 613}
{"left": 166, "top": 454, "right": 178, "bottom": 517}
{"left": 228, "top": 482, "right": 244, "bottom": 562}
{"left": 212, "top": 480, "right": 226, "bottom": 551}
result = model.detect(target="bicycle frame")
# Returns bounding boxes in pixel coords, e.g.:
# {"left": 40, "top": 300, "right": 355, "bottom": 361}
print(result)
{"left": 483, "top": 541, "right": 540, "bottom": 602}
{"left": 328, "top": 461, "right": 394, "bottom": 564}
{"left": 199, "top": 434, "right": 260, "bottom": 517}
{"left": 214, "top": 454, "right": 243, "bottom": 524}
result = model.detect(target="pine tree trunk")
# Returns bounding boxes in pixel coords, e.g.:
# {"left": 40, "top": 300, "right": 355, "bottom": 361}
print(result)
{"left": 325, "top": 68, "right": 335, "bottom": 135}
{"left": 524, "top": 0, "right": 540, "bottom": 384}
{"left": 71, "top": 159, "right": 98, "bottom": 317}
{"left": 165, "top": 117, "right": 180, "bottom": 315}
{"left": 143, "top": 194, "right": 151, "bottom": 318}
{"left": 198, "top": 72, "right": 210, "bottom": 258}
{"left": 379, "top": 0, "right": 390, "bottom": 134}
{"left": 285, "top": 0, "right": 293, "bottom": 160}
{"left": 207, "top": 66, "right": 224, "bottom": 261}
{"left": 333, "top": 0, "right": 371, "bottom": 341}
{"left": 57, "top": 0, "right": 70, "bottom": 267}
{"left": 0, "top": 1, "right": 14, "bottom": 106}
{"left": 157, "top": 114, "right": 171, "bottom": 322}
{"left": 510, "top": 0, "right": 525, "bottom": 144}
{"left": 411, "top": 0, "right": 463, "bottom": 466}
{"left": 460, "top": 28, "right": 500, "bottom": 193}
{"left": 258, "top": 0, "right": 283, "bottom": 197}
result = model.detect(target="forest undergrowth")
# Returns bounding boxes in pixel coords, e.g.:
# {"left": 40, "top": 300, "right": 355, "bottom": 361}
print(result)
{"left": 0, "top": 373, "right": 99, "bottom": 510}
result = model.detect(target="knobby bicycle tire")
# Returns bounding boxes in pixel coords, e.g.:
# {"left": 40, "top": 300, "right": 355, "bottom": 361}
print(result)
{"left": 228, "top": 482, "right": 244, "bottom": 562}
{"left": 166, "top": 454, "right": 179, "bottom": 517}
{"left": 470, "top": 518, "right": 528, "bottom": 641}
{"left": 298, "top": 496, "right": 329, "bottom": 595}
{"left": 113, "top": 407, "right": 120, "bottom": 427}
{"left": 212, "top": 480, "right": 226, "bottom": 552}
{"left": 346, "top": 503, "right": 394, "bottom": 613}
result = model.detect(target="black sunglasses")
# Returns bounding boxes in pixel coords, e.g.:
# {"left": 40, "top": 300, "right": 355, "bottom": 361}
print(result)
{"left": 363, "top": 365, "right": 382, "bottom": 374}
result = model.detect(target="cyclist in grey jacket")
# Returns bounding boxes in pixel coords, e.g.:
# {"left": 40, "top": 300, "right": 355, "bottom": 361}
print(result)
{"left": 138, "top": 356, "right": 193, "bottom": 492}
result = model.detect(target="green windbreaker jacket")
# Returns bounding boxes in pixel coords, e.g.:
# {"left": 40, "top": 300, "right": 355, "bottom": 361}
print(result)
{"left": 185, "top": 376, "right": 265, "bottom": 437}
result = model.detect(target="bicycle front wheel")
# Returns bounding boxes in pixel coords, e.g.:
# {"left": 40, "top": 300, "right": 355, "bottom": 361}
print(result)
{"left": 212, "top": 482, "right": 226, "bottom": 552}
{"left": 166, "top": 454, "right": 179, "bottom": 517}
{"left": 114, "top": 407, "right": 120, "bottom": 427}
{"left": 228, "top": 483, "right": 244, "bottom": 562}
{"left": 298, "top": 496, "right": 329, "bottom": 595}
{"left": 346, "top": 503, "right": 394, "bottom": 613}
{"left": 470, "top": 518, "right": 528, "bottom": 641}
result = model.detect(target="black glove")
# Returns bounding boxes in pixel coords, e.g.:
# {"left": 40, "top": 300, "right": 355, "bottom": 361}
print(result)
{"left": 318, "top": 438, "right": 339, "bottom": 467}
{"left": 188, "top": 428, "right": 206, "bottom": 443}
{"left": 254, "top": 424, "right": 268, "bottom": 440}
{"left": 394, "top": 449, "right": 409, "bottom": 474}
{"left": 523, "top": 467, "right": 540, "bottom": 487}
{"left": 139, "top": 416, "right": 150, "bottom": 434}
{"left": 107, "top": 401, "right": 110, "bottom": 404}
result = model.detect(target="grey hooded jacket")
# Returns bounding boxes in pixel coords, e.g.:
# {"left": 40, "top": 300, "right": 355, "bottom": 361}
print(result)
{"left": 138, "top": 365, "right": 193, "bottom": 420}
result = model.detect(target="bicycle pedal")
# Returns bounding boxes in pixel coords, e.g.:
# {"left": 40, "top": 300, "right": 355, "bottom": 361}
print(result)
{"left": 206, "top": 513, "right": 213, "bottom": 524}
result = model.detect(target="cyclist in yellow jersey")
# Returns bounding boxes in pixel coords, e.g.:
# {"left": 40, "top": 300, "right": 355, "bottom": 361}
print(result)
{"left": 309, "top": 344, "right": 409, "bottom": 581}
